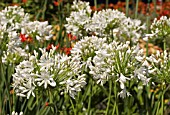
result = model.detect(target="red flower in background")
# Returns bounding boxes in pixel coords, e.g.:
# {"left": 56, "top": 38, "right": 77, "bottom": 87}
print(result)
{"left": 20, "top": 34, "right": 27, "bottom": 42}
{"left": 162, "top": 10, "right": 170, "bottom": 16}
{"left": 46, "top": 43, "right": 60, "bottom": 51}
{"left": 46, "top": 44, "right": 53, "bottom": 51}
{"left": 53, "top": 0, "right": 63, "bottom": 6}
{"left": 67, "top": 33, "right": 77, "bottom": 40}
{"left": 62, "top": 47, "right": 72, "bottom": 55}
{"left": 22, "top": 0, "right": 27, "bottom": 3}
{"left": 19, "top": 33, "right": 33, "bottom": 43}
{"left": 56, "top": 43, "right": 60, "bottom": 50}
{"left": 45, "top": 102, "right": 49, "bottom": 106}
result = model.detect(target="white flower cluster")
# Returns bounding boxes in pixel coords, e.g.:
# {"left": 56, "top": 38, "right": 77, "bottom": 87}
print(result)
{"left": 65, "top": 0, "right": 146, "bottom": 43}
{"left": 0, "top": 6, "right": 30, "bottom": 32}
{"left": 148, "top": 16, "right": 170, "bottom": 39}
{"left": 71, "top": 36, "right": 152, "bottom": 98}
{"left": 85, "top": 9, "right": 126, "bottom": 37}
{"left": 60, "top": 74, "right": 86, "bottom": 99}
{"left": 65, "top": 0, "right": 92, "bottom": 36}
{"left": 12, "top": 46, "right": 86, "bottom": 99}
{"left": 71, "top": 36, "right": 107, "bottom": 70}
{"left": 71, "top": 0, "right": 92, "bottom": 14}
{"left": 0, "top": 6, "right": 53, "bottom": 64}
{"left": 0, "top": 6, "right": 29, "bottom": 63}
{"left": 11, "top": 111, "right": 23, "bottom": 115}
{"left": 20, "top": 21, "right": 53, "bottom": 42}
{"left": 146, "top": 50, "right": 170, "bottom": 82}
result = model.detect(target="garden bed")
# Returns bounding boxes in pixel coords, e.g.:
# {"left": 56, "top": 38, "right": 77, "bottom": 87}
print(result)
{"left": 0, "top": 0, "right": 170, "bottom": 115}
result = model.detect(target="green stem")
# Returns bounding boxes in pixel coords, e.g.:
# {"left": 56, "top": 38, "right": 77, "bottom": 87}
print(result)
{"left": 70, "top": 99, "right": 76, "bottom": 115}
{"left": 87, "top": 79, "right": 92, "bottom": 115}
{"left": 153, "top": 0, "right": 157, "bottom": 18}
{"left": 161, "top": 83, "right": 165, "bottom": 115}
{"left": 146, "top": 41, "right": 149, "bottom": 57}
{"left": 112, "top": 81, "right": 119, "bottom": 115}
{"left": 146, "top": 1, "right": 150, "bottom": 56}
{"left": 94, "top": 0, "right": 97, "bottom": 9}
{"left": 156, "top": 101, "right": 161, "bottom": 115}
{"left": 125, "top": 0, "right": 129, "bottom": 17}
{"left": 163, "top": 39, "right": 166, "bottom": 51}
{"left": 106, "top": 0, "right": 109, "bottom": 9}
{"left": 42, "top": 0, "right": 47, "bottom": 20}
{"left": 106, "top": 80, "right": 112, "bottom": 115}
{"left": 135, "top": 0, "right": 139, "bottom": 19}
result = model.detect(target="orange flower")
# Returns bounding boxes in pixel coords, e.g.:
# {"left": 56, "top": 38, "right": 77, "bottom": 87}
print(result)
{"left": 62, "top": 47, "right": 72, "bottom": 55}
{"left": 68, "top": 33, "right": 77, "bottom": 40}
{"left": 10, "top": 89, "right": 14, "bottom": 94}
{"left": 109, "top": 3, "right": 114, "bottom": 8}
{"left": 26, "top": 36, "right": 33, "bottom": 43}
{"left": 56, "top": 44, "right": 60, "bottom": 50}
{"left": 10, "top": 3, "right": 20, "bottom": 6}
{"left": 22, "top": 0, "right": 27, "bottom": 3}
{"left": 20, "top": 34, "right": 27, "bottom": 42}
{"left": 53, "top": 0, "right": 63, "bottom": 6}
{"left": 46, "top": 44, "right": 53, "bottom": 51}
{"left": 19, "top": 34, "right": 33, "bottom": 43}
{"left": 45, "top": 102, "right": 49, "bottom": 106}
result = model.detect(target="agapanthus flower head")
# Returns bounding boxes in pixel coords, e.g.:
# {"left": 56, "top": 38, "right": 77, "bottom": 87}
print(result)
{"left": 0, "top": 5, "right": 30, "bottom": 32}
{"left": 71, "top": 36, "right": 107, "bottom": 70}
{"left": 72, "top": 0, "right": 92, "bottom": 14}
{"left": 0, "top": 6, "right": 53, "bottom": 64}
{"left": 12, "top": 45, "right": 86, "bottom": 99}
{"left": 83, "top": 38, "right": 151, "bottom": 98}
{"left": 149, "top": 16, "right": 170, "bottom": 44}
{"left": 65, "top": 0, "right": 146, "bottom": 44}
{"left": 146, "top": 50, "right": 170, "bottom": 83}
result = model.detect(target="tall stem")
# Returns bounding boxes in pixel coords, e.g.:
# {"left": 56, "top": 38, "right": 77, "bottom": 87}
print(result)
{"left": 146, "top": 1, "right": 150, "bottom": 56}
{"left": 70, "top": 98, "right": 76, "bottom": 115}
{"left": 106, "top": 80, "right": 112, "bottom": 114}
{"left": 135, "top": 0, "right": 139, "bottom": 19}
{"left": 94, "top": 0, "right": 97, "bottom": 10}
{"left": 87, "top": 79, "right": 92, "bottom": 115}
{"left": 160, "top": 83, "right": 165, "bottom": 115}
{"left": 112, "top": 81, "right": 119, "bottom": 115}
{"left": 163, "top": 39, "right": 166, "bottom": 51}
{"left": 126, "top": 0, "right": 129, "bottom": 17}
{"left": 153, "top": 0, "right": 157, "bottom": 18}
{"left": 106, "top": 0, "right": 109, "bottom": 9}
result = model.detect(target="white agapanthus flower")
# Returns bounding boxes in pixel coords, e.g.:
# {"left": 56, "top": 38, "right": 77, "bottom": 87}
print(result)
{"left": 145, "top": 50, "right": 170, "bottom": 83}
{"left": 12, "top": 60, "right": 35, "bottom": 99}
{"left": 72, "top": 0, "right": 92, "bottom": 14}
{"left": 60, "top": 74, "right": 86, "bottom": 99}
{"left": 16, "top": 78, "right": 35, "bottom": 99}
{"left": 12, "top": 46, "right": 86, "bottom": 99}
{"left": 149, "top": 16, "right": 170, "bottom": 41}
{"left": 0, "top": 6, "right": 53, "bottom": 64}
{"left": 65, "top": 0, "right": 146, "bottom": 43}
{"left": 118, "top": 18, "right": 146, "bottom": 43}
{"left": 118, "top": 73, "right": 130, "bottom": 89}
{"left": 118, "top": 88, "right": 131, "bottom": 99}
{"left": 71, "top": 36, "right": 107, "bottom": 70}
{"left": 85, "top": 9, "right": 126, "bottom": 37}
{"left": 35, "top": 70, "right": 56, "bottom": 89}
{"left": 11, "top": 111, "right": 23, "bottom": 115}
{"left": 65, "top": 10, "right": 91, "bottom": 36}
{"left": 70, "top": 34, "right": 152, "bottom": 98}
{"left": 0, "top": 6, "right": 30, "bottom": 32}
{"left": 65, "top": 0, "right": 91, "bottom": 36}
{"left": 22, "top": 21, "right": 53, "bottom": 41}
{"left": 81, "top": 38, "right": 151, "bottom": 98}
